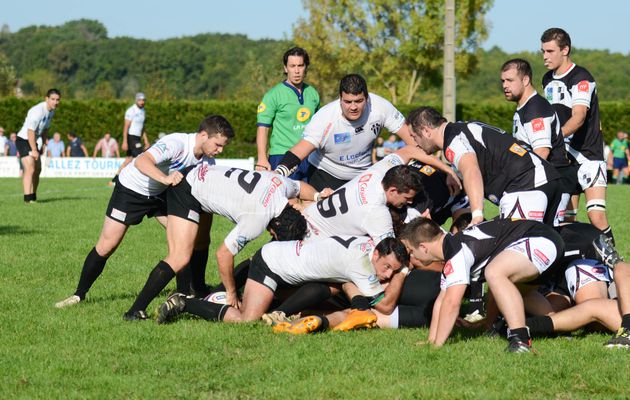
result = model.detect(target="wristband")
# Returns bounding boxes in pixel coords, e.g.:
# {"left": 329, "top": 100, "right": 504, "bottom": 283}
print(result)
{"left": 472, "top": 209, "right": 483, "bottom": 219}
{"left": 275, "top": 165, "right": 290, "bottom": 177}
{"left": 400, "top": 267, "right": 410, "bottom": 276}
{"left": 313, "top": 192, "right": 321, "bottom": 202}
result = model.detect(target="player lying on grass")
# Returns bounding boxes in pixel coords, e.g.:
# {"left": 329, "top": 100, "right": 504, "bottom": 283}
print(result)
{"left": 123, "top": 163, "right": 326, "bottom": 320}
{"left": 156, "top": 236, "right": 409, "bottom": 328}
{"left": 55, "top": 115, "right": 234, "bottom": 309}
{"left": 399, "top": 217, "right": 564, "bottom": 353}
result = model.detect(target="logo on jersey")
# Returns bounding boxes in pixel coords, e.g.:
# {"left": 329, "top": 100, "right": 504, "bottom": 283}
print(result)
{"left": 370, "top": 123, "right": 383, "bottom": 136}
{"left": 445, "top": 147, "right": 455, "bottom": 163}
{"left": 488, "top": 194, "right": 498, "bottom": 204}
{"left": 531, "top": 118, "right": 545, "bottom": 132}
{"left": 261, "top": 176, "right": 283, "bottom": 207}
{"left": 296, "top": 107, "right": 311, "bottom": 122}
{"left": 545, "top": 87, "right": 554, "bottom": 101}
{"left": 257, "top": 103, "right": 266, "bottom": 113}
{"left": 419, "top": 165, "right": 436, "bottom": 176}
{"left": 197, "top": 163, "right": 209, "bottom": 182}
{"left": 533, "top": 249, "right": 550, "bottom": 266}
{"left": 443, "top": 260, "right": 454, "bottom": 276}
{"left": 368, "top": 274, "right": 379, "bottom": 284}
{"left": 334, "top": 132, "right": 351, "bottom": 144}
{"left": 509, "top": 143, "right": 526, "bottom": 157}
{"left": 236, "top": 235, "right": 248, "bottom": 251}
{"left": 295, "top": 240, "right": 303, "bottom": 256}
{"left": 153, "top": 142, "right": 167, "bottom": 155}
{"left": 354, "top": 126, "right": 364, "bottom": 134}
{"left": 577, "top": 80, "right": 589, "bottom": 93}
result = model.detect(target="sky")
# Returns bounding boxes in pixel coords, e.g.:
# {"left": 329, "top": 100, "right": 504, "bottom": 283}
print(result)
{"left": 2, "top": 0, "right": 630, "bottom": 54}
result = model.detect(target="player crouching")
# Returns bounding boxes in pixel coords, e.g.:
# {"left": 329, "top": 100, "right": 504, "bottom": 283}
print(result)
{"left": 400, "top": 217, "right": 564, "bottom": 353}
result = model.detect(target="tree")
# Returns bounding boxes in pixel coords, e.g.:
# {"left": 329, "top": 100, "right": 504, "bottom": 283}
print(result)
{"left": 293, "top": 0, "right": 493, "bottom": 104}
{"left": 0, "top": 51, "right": 16, "bottom": 96}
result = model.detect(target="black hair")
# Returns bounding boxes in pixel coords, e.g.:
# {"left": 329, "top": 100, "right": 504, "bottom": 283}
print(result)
{"left": 46, "top": 88, "right": 61, "bottom": 97}
{"left": 374, "top": 237, "right": 410, "bottom": 267}
{"left": 449, "top": 213, "right": 472, "bottom": 234}
{"left": 399, "top": 217, "right": 443, "bottom": 248}
{"left": 283, "top": 47, "right": 310, "bottom": 68}
{"left": 501, "top": 58, "right": 533, "bottom": 81}
{"left": 267, "top": 204, "right": 307, "bottom": 241}
{"left": 406, "top": 107, "right": 447, "bottom": 136}
{"left": 339, "top": 74, "right": 368, "bottom": 98}
{"left": 67, "top": 131, "right": 77, "bottom": 138}
{"left": 198, "top": 115, "right": 235, "bottom": 139}
{"left": 541, "top": 28, "right": 572, "bottom": 55}
{"left": 381, "top": 165, "right": 423, "bottom": 195}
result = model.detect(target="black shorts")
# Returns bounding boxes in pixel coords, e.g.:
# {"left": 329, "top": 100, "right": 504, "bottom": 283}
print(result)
{"left": 248, "top": 250, "right": 291, "bottom": 292}
{"left": 105, "top": 182, "right": 166, "bottom": 226}
{"left": 166, "top": 179, "right": 203, "bottom": 224}
{"left": 307, "top": 164, "right": 349, "bottom": 192}
{"left": 16, "top": 137, "right": 41, "bottom": 158}
{"left": 127, "top": 135, "right": 144, "bottom": 158}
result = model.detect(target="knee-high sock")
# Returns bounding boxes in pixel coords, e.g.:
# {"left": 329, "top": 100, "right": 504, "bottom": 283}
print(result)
{"left": 74, "top": 247, "right": 109, "bottom": 299}
{"left": 127, "top": 260, "right": 175, "bottom": 313}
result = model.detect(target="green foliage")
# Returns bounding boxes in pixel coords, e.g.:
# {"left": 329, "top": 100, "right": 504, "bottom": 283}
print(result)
{"left": 1, "top": 177, "right": 630, "bottom": 398}
{"left": 0, "top": 51, "right": 16, "bottom": 96}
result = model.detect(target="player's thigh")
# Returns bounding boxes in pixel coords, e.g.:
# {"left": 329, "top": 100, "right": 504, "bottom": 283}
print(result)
{"left": 193, "top": 213, "right": 213, "bottom": 249}
{"left": 95, "top": 216, "right": 129, "bottom": 255}
{"left": 240, "top": 279, "right": 276, "bottom": 321}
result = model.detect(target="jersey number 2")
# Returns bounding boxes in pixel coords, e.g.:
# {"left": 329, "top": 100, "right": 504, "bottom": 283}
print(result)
{"left": 224, "top": 168, "right": 261, "bottom": 194}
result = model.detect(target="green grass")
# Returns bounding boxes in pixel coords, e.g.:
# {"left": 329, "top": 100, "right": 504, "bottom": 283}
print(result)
{"left": 1, "top": 178, "right": 630, "bottom": 399}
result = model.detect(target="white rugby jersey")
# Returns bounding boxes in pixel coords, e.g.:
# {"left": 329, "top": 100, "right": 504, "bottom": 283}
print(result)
{"left": 186, "top": 164, "right": 301, "bottom": 255}
{"left": 125, "top": 104, "right": 146, "bottom": 137}
{"left": 17, "top": 101, "right": 54, "bottom": 140}
{"left": 303, "top": 154, "right": 403, "bottom": 242}
{"left": 303, "top": 93, "right": 405, "bottom": 180}
{"left": 262, "top": 235, "right": 384, "bottom": 298}
{"left": 119, "top": 133, "right": 207, "bottom": 197}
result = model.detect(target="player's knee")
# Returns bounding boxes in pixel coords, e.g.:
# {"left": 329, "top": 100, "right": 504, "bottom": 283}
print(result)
{"left": 164, "top": 254, "right": 191, "bottom": 272}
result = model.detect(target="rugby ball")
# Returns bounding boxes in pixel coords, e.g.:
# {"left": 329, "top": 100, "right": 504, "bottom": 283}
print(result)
{"left": 204, "top": 291, "right": 228, "bottom": 305}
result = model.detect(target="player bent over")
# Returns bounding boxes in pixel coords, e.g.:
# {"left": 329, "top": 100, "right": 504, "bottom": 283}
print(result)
{"left": 123, "top": 163, "right": 324, "bottom": 319}
{"left": 400, "top": 217, "right": 564, "bottom": 353}
{"left": 55, "top": 115, "right": 234, "bottom": 309}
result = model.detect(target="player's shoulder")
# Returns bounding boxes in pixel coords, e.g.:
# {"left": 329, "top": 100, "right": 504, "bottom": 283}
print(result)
{"left": 28, "top": 101, "right": 46, "bottom": 116}
{"left": 520, "top": 94, "right": 555, "bottom": 120}
{"left": 541, "top": 69, "right": 554, "bottom": 84}
{"left": 569, "top": 64, "right": 595, "bottom": 82}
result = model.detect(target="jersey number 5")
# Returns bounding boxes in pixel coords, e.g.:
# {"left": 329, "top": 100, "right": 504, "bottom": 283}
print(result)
{"left": 317, "top": 188, "right": 349, "bottom": 218}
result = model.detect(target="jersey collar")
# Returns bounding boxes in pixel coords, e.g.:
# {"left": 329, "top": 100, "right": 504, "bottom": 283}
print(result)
{"left": 282, "top": 81, "right": 307, "bottom": 105}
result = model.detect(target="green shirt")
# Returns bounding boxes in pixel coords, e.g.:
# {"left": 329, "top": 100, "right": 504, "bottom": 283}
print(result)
{"left": 611, "top": 138, "right": 628, "bottom": 159}
{"left": 257, "top": 81, "right": 320, "bottom": 155}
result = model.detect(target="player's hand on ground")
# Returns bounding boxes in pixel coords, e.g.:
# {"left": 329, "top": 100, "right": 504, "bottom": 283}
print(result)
{"left": 445, "top": 171, "right": 462, "bottom": 196}
{"left": 255, "top": 159, "right": 271, "bottom": 171}
{"left": 164, "top": 171, "right": 183, "bottom": 186}
{"left": 226, "top": 291, "right": 241, "bottom": 309}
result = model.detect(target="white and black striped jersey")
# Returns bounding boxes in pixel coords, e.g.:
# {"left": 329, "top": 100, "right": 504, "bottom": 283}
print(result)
{"left": 513, "top": 92, "right": 570, "bottom": 168}
{"left": 443, "top": 121, "right": 560, "bottom": 204}
{"left": 441, "top": 219, "right": 563, "bottom": 288}
{"left": 542, "top": 64, "right": 603, "bottom": 162}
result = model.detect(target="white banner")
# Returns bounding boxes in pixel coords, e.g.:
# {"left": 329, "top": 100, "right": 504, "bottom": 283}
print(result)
{"left": 0, "top": 156, "right": 255, "bottom": 178}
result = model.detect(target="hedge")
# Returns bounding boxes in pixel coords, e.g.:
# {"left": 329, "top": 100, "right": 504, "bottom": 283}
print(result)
{"left": 2, "top": 98, "right": 629, "bottom": 158}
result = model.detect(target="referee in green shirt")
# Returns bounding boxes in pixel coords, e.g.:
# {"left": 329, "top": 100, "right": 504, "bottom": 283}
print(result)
{"left": 611, "top": 131, "right": 630, "bottom": 184}
{"left": 255, "top": 47, "right": 319, "bottom": 180}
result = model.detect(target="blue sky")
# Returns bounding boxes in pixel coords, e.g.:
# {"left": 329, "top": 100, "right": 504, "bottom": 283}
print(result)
{"left": 3, "top": 0, "right": 629, "bottom": 54}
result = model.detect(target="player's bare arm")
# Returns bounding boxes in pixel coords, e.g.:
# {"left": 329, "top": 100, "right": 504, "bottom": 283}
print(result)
{"left": 433, "top": 284, "right": 467, "bottom": 346}
{"left": 561, "top": 104, "right": 588, "bottom": 138}
{"left": 456, "top": 153, "right": 484, "bottom": 224}
{"left": 135, "top": 152, "right": 182, "bottom": 186}
{"left": 255, "top": 126, "right": 271, "bottom": 171}
{"left": 122, "top": 119, "right": 131, "bottom": 151}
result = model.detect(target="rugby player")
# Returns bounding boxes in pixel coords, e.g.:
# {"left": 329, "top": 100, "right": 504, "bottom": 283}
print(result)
{"left": 255, "top": 47, "right": 319, "bottom": 180}
{"left": 541, "top": 28, "right": 613, "bottom": 242}
{"left": 16, "top": 88, "right": 61, "bottom": 204}
{"left": 113, "top": 92, "right": 150, "bottom": 182}
{"left": 54, "top": 115, "right": 233, "bottom": 309}
{"left": 407, "top": 106, "right": 563, "bottom": 227}
{"left": 123, "top": 164, "right": 323, "bottom": 319}
{"left": 400, "top": 217, "right": 564, "bottom": 353}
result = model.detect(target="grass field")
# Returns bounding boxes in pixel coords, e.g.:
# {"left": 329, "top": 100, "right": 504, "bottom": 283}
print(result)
{"left": 1, "top": 177, "right": 630, "bottom": 399}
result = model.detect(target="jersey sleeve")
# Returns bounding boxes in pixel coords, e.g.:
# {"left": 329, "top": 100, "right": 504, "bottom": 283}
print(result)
{"left": 302, "top": 111, "right": 329, "bottom": 148}
{"left": 146, "top": 135, "right": 184, "bottom": 165}
{"left": 570, "top": 79, "right": 596, "bottom": 109}
{"left": 523, "top": 116, "right": 554, "bottom": 150}
{"left": 25, "top": 107, "right": 43, "bottom": 131}
{"left": 444, "top": 132, "right": 475, "bottom": 169}
{"left": 223, "top": 218, "right": 266, "bottom": 255}
{"left": 256, "top": 89, "right": 278, "bottom": 126}
{"left": 371, "top": 153, "right": 405, "bottom": 174}
{"left": 442, "top": 245, "right": 475, "bottom": 289}
{"left": 282, "top": 176, "right": 301, "bottom": 198}
{"left": 124, "top": 107, "right": 134, "bottom": 121}
{"left": 362, "top": 206, "right": 395, "bottom": 243}
{"left": 348, "top": 267, "right": 385, "bottom": 298}
{"left": 381, "top": 101, "right": 406, "bottom": 134}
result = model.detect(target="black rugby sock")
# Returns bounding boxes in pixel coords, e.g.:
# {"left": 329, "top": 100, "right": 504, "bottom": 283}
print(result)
{"left": 74, "top": 247, "right": 109, "bottom": 299}
{"left": 526, "top": 315, "right": 554, "bottom": 336}
{"left": 621, "top": 314, "right": 630, "bottom": 330}
{"left": 184, "top": 298, "right": 229, "bottom": 321}
{"left": 275, "top": 283, "right": 332, "bottom": 316}
{"left": 507, "top": 326, "right": 531, "bottom": 342}
{"left": 189, "top": 249, "right": 209, "bottom": 293}
{"left": 350, "top": 295, "right": 371, "bottom": 311}
{"left": 128, "top": 260, "right": 175, "bottom": 313}
{"left": 175, "top": 265, "right": 192, "bottom": 295}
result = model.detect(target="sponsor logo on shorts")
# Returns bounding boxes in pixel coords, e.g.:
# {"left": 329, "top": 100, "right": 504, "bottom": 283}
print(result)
{"left": 111, "top": 208, "right": 127, "bottom": 222}
{"left": 419, "top": 165, "right": 436, "bottom": 176}
{"left": 445, "top": 147, "right": 455, "bottom": 163}
{"left": 577, "top": 80, "right": 589, "bottom": 92}
{"left": 296, "top": 107, "right": 311, "bottom": 122}
{"left": 531, "top": 118, "right": 545, "bottom": 132}
{"left": 509, "top": 143, "right": 527, "bottom": 157}
{"left": 187, "top": 210, "right": 200, "bottom": 223}
{"left": 257, "top": 103, "right": 266, "bottom": 113}
{"left": 528, "top": 210, "right": 544, "bottom": 219}
{"left": 592, "top": 266, "right": 606, "bottom": 275}
{"left": 334, "top": 132, "right": 351, "bottom": 144}
{"left": 443, "top": 260, "right": 454, "bottom": 276}
{"left": 533, "top": 249, "right": 550, "bottom": 265}
{"left": 488, "top": 194, "right": 498, "bottom": 204}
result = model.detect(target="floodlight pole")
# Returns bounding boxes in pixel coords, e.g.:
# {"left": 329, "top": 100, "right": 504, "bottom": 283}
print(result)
{"left": 443, "top": 0, "right": 456, "bottom": 122}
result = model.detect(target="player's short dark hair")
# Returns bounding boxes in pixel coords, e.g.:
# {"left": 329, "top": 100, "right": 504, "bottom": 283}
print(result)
{"left": 198, "top": 115, "right": 235, "bottom": 139}
{"left": 406, "top": 107, "right": 447, "bottom": 136}
{"left": 46, "top": 88, "right": 61, "bottom": 97}
{"left": 374, "top": 237, "right": 410, "bottom": 267}
{"left": 541, "top": 28, "right": 572, "bottom": 54}
{"left": 382, "top": 165, "right": 423, "bottom": 195}
{"left": 400, "top": 217, "right": 443, "bottom": 247}
{"left": 449, "top": 212, "right": 472, "bottom": 234}
{"left": 267, "top": 204, "right": 307, "bottom": 241}
{"left": 67, "top": 131, "right": 77, "bottom": 138}
{"left": 283, "top": 47, "right": 310, "bottom": 68}
{"left": 501, "top": 58, "right": 532, "bottom": 81}
{"left": 339, "top": 74, "right": 368, "bottom": 98}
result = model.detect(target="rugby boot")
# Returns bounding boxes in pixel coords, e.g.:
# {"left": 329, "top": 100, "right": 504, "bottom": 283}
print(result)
{"left": 273, "top": 315, "right": 323, "bottom": 334}
{"left": 605, "top": 327, "right": 630, "bottom": 349}
{"left": 156, "top": 293, "right": 187, "bottom": 324}
{"left": 332, "top": 309, "right": 377, "bottom": 332}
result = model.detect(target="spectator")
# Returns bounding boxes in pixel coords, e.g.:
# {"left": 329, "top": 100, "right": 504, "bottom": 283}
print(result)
{"left": 66, "top": 132, "right": 88, "bottom": 157}
{"left": 93, "top": 132, "right": 120, "bottom": 158}
{"left": 0, "top": 127, "right": 7, "bottom": 156}
{"left": 7, "top": 132, "right": 18, "bottom": 156}
{"left": 46, "top": 132, "right": 65, "bottom": 158}
{"left": 610, "top": 131, "right": 630, "bottom": 184}
{"left": 371, "top": 136, "right": 386, "bottom": 163}
{"left": 382, "top": 134, "right": 404, "bottom": 155}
